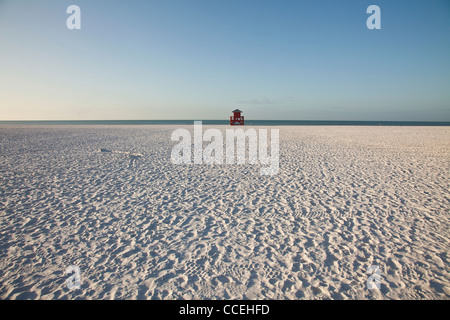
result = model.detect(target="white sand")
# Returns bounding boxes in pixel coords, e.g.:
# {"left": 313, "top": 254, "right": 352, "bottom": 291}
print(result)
{"left": 0, "top": 125, "right": 449, "bottom": 300}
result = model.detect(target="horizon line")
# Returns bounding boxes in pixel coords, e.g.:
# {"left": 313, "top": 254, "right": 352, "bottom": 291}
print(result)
{"left": 1, "top": 119, "right": 450, "bottom": 124}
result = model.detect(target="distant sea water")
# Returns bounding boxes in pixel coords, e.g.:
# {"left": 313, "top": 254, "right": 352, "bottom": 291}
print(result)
{"left": 1, "top": 120, "right": 449, "bottom": 126}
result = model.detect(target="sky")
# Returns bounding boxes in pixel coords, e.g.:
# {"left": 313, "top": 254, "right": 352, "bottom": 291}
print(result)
{"left": 0, "top": 0, "right": 449, "bottom": 121}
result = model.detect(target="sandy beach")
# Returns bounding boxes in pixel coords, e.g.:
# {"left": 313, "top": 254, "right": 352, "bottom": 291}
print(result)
{"left": 0, "top": 125, "right": 449, "bottom": 300}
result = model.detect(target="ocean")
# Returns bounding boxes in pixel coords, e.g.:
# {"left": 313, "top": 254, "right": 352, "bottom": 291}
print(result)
{"left": 0, "top": 120, "right": 449, "bottom": 126}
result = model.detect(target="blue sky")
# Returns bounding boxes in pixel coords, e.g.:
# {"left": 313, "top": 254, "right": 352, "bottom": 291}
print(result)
{"left": 0, "top": 0, "right": 449, "bottom": 120}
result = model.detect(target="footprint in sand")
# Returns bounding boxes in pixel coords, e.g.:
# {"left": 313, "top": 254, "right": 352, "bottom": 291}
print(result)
{"left": 98, "top": 148, "right": 143, "bottom": 167}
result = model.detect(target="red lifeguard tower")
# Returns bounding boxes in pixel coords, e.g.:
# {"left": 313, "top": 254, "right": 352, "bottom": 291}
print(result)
{"left": 230, "top": 109, "right": 244, "bottom": 126}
